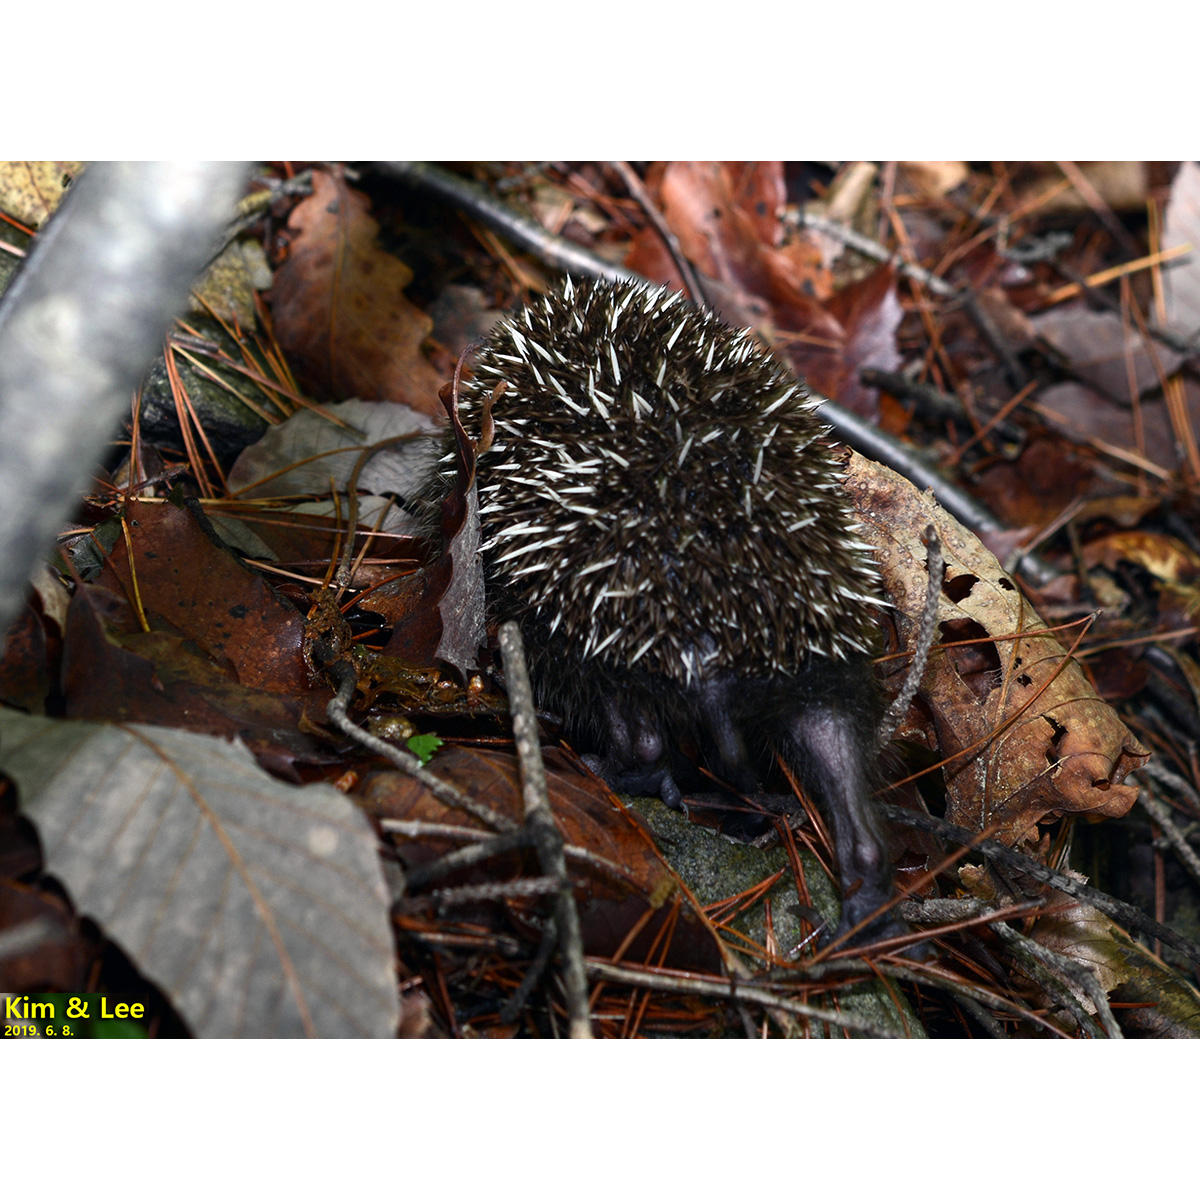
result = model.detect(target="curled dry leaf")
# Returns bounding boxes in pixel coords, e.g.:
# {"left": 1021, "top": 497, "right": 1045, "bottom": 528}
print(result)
{"left": 1083, "top": 529, "right": 1200, "bottom": 599}
{"left": 844, "top": 452, "right": 1149, "bottom": 846}
{"left": 360, "top": 380, "right": 486, "bottom": 676}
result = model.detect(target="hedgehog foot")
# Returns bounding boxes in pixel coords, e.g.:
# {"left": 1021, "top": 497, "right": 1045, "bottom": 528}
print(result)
{"left": 585, "top": 696, "right": 684, "bottom": 807}
{"left": 581, "top": 751, "right": 684, "bottom": 809}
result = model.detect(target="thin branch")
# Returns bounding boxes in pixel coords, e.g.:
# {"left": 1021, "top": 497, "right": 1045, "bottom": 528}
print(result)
{"left": 0, "top": 161, "right": 250, "bottom": 639}
{"left": 499, "top": 918, "right": 559, "bottom": 1025}
{"left": 376, "top": 161, "right": 641, "bottom": 287}
{"left": 793, "top": 210, "right": 958, "bottom": 298}
{"left": 401, "top": 827, "right": 533, "bottom": 889}
{"left": 1136, "top": 763, "right": 1200, "bottom": 891}
{"left": 881, "top": 803, "right": 1200, "bottom": 968}
{"left": 878, "top": 524, "right": 943, "bottom": 747}
{"left": 609, "top": 160, "right": 709, "bottom": 308}
{"left": 427, "top": 875, "right": 563, "bottom": 908}
{"left": 991, "top": 920, "right": 1122, "bottom": 1039}
{"left": 955, "top": 996, "right": 1010, "bottom": 1038}
{"left": 498, "top": 620, "right": 592, "bottom": 1038}
{"left": 584, "top": 960, "right": 901, "bottom": 1038}
{"left": 322, "top": 655, "right": 516, "bottom": 835}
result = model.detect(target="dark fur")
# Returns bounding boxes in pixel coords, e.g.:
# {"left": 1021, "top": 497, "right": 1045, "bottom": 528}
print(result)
{"left": 519, "top": 623, "right": 899, "bottom": 943}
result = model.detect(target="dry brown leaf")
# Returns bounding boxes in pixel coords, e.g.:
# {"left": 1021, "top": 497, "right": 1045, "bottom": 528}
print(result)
{"left": 797, "top": 263, "right": 903, "bottom": 417}
{"left": 98, "top": 497, "right": 308, "bottom": 695}
{"left": 1084, "top": 529, "right": 1200, "bottom": 590}
{"left": 1082, "top": 529, "right": 1200, "bottom": 634}
{"left": 271, "top": 169, "right": 445, "bottom": 415}
{"left": 628, "top": 163, "right": 899, "bottom": 415}
{"left": 1031, "top": 888, "right": 1200, "bottom": 1037}
{"left": 900, "top": 161, "right": 969, "bottom": 197}
{"left": 652, "top": 161, "right": 845, "bottom": 338}
{"left": 845, "top": 453, "right": 1149, "bottom": 846}
{"left": 0, "top": 161, "right": 85, "bottom": 227}
{"left": 61, "top": 585, "right": 333, "bottom": 774}
{"left": 1036, "top": 381, "right": 1189, "bottom": 472}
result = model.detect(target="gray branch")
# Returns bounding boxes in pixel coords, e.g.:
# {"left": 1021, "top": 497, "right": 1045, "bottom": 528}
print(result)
{"left": 0, "top": 161, "right": 251, "bottom": 638}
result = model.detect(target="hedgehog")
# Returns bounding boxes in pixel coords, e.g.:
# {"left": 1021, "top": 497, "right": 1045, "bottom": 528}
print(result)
{"left": 440, "top": 276, "right": 899, "bottom": 945}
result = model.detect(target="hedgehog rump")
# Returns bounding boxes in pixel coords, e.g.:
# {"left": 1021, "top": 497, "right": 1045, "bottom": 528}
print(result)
{"left": 457, "top": 276, "right": 885, "bottom": 686}
{"left": 440, "top": 276, "right": 902, "bottom": 945}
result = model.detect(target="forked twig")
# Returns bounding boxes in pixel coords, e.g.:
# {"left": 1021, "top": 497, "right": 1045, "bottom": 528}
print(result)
{"left": 498, "top": 620, "right": 593, "bottom": 1038}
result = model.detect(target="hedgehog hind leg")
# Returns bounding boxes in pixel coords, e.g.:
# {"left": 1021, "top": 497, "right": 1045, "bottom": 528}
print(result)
{"left": 777, "top": 700, "right": 904, "bottom": 947}
{"left": 582, "top": 695, "right": 685, "bottom": 808}
{"left": 690, "top": 670, "right": 775, "bottom": 838}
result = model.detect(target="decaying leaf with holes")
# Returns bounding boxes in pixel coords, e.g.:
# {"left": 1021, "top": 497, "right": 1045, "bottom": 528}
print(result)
{"left": 844, "top": 453, "right": 1149, "bottom": 847}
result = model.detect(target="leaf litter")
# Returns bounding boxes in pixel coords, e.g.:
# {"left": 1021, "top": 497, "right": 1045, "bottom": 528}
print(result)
{"left": 6, "top": 161, "right": 1200, "bottom": 1037}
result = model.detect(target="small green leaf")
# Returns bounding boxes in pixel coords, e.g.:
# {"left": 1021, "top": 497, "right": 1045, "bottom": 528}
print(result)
{"left": 406, "top": 733, "right": 443, "bottom": 764}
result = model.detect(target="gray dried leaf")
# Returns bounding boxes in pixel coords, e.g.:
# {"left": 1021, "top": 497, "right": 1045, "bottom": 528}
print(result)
{"left": 0, "top": 709, "right": 399, "bottom": 1038}
{"left": 226, "top": 397, "right": 438, "bottom": 503}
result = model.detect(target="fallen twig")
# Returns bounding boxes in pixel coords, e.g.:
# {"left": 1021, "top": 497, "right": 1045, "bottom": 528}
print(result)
{"left": 882, "top": 803, "right": 1200, "bottom": 968}
{"left": 498, "top": 619, "right": 593, "bottom": 1038}
{"left": 584, "top": 959, "right": 902, "bottom": 1038}
{"left": 377, "top": 161, "right": 641, "bottom": 287}
{"left": 609, "top": 160, "right": 709, "bottom": 308}
{"left": 877, "top": 524, "right": 943, "bottom": 747}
